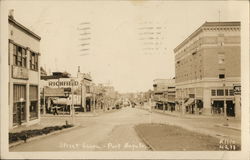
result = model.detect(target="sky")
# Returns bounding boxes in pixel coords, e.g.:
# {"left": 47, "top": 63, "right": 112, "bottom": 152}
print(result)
{"left": 4, "top": 0, "right": 247, "bottom": 93}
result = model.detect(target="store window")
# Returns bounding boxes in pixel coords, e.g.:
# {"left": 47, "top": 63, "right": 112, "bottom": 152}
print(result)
{"left": 13, "top": 44, "right": 27, "bottom": 67}
{"left": 29, "top": 85, "right": 38, "bottom": 120}
{"left": 30, "top": 52, "right": 38, "bottom": 71}
{"left": 13, "top": 84, "right": 26, "bottom": 125}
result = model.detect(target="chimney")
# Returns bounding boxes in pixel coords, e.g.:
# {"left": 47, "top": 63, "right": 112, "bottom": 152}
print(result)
{"left": 9, "top": 9, "right": 14, "bottom": 18}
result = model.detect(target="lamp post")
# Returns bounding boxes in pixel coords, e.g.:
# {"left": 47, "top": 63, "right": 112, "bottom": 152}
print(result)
{"left": 19, "top": 98, "right": 24, "bottom": 125}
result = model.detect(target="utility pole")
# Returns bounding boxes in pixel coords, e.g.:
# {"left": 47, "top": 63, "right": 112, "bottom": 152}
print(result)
{"left": 71, "top": 79, "right": 75, "bottom": 125}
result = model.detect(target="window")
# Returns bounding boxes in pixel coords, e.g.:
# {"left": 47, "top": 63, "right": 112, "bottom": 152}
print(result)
{"left": 29, "top": 85, "right": 38, "bottom": 120}
{"left": 217, "top": 89, "right": 224, "bottom": 96}
{"left": 30, "top": 52, "right": 38, "bottom": 71}
{"left": 219, "top": 74, "right": 225, "bottom": 79}
{"left": 86, "top": 86, "right": 90, "bottom": 93}
{"left": 13, "top": 44, "right": 27, "bottom": 67}
{"left": 225, "top": 89, "right": 228, "bottom": 96}
{"left": 211, "top": 89, "right": 216, "bottom": 96}
{"left": 13, "top": 84, "right": 26, "bottom": 125}
{"left": 229, "top": 89, "right": 234, "bottom": 96}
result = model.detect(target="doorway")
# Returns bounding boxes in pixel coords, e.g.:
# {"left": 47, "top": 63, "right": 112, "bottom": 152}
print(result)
{"left": 226, "top": 100, "right": 235, "bottom": 117}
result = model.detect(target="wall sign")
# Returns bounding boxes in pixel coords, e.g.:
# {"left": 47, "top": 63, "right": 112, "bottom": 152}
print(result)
{"left": 233, "top": 85, "right": 241, "bottom": 95}
{"left": 12, "top": 65, "right": 29, "bottom": 79}
{"left": 47, "top": 78, "right": 80, "bottom": 88}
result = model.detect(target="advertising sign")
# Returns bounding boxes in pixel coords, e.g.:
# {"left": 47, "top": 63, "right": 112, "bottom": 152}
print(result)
{"left": 233, "top": 85, "right": 241, "bottom": 95}
{"left": 47, "top": 78, "right": 80, "bottom": 88}
{"left": 12, "top": 65, "right": 29, "bottom": 79}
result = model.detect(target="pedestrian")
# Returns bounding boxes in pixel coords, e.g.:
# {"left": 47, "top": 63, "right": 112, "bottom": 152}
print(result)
{"left": 53, "top": 106, "right": 58, "bottom": 115}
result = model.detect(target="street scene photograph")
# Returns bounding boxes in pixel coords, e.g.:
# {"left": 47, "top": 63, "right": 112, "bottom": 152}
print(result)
{"left": 0, "top": 0, "right": 249, "bottom": 159}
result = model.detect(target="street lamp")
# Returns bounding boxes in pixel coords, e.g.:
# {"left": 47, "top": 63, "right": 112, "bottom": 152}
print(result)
{"left": 19, "top": 98, "right": 24, "bottom": 125}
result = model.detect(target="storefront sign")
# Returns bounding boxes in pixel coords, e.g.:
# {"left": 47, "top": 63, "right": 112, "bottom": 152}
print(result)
{"left": 12, "top": 66, "right": 28, "bottom": 79}
{"left": 233, "top": 85, "right": 241, "bottom": 95}
{"left": 47, "top": 78, "right": 80, "bottom": 88}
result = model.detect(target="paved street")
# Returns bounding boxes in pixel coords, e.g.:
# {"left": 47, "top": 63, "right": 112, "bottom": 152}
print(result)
{"left": 10, "top": 106, "right": 240, "bottom": 151}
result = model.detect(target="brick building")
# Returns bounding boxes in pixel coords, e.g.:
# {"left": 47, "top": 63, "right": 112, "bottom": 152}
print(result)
{"left": 153, "top": 79, "right": 175, "bottom": 111}
{"left": 8, "top": 12, "right": 41, "bottom": 129}
{"left": 174, "top": 21, "right": 241, "bottom": 117}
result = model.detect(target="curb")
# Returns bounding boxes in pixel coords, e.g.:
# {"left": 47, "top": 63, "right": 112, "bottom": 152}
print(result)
{"left": 9, "top": 125, "right": 79, "bottom": 149}
{"left": 134, "top": 125, "right": 156, "bottom": 151}
{"left": 214, "top": 124, "right": 241, "bottom": 131}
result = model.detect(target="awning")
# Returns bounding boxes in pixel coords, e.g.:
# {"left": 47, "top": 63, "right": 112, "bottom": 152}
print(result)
{"left": 167, "top": 101, "right": 175, "bottom": 104}
{"left": 184, "top": 98, "right": 194, "bottom": 106}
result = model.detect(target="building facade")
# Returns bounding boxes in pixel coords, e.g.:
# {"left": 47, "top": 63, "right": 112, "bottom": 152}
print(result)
{"left": 40, "top": 71, "right": 93, "bottom": 114}
{"left": 153, "top": 79, "right": 175, "bottom": 111}
{"left": 8, "top": 14, "right": 41, "bottom": 129}
{"left": 174, "top": 22, "right": 241, "bottom": 117}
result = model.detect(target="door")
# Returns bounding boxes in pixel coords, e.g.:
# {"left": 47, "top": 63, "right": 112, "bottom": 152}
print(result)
{"left": 226, "top": 100, "right": 235, "bottom": 117}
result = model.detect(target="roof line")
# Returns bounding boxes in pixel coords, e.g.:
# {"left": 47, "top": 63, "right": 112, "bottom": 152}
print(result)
{"left": 174, "top": 21, "right": 240, "bottom": 53}
{"left": 8, "top": 16, "right": 41, "bottom": 41}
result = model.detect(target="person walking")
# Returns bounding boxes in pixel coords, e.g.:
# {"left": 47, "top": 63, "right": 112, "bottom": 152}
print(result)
{"left": 53, "top": 106, "right": 58, "bottom": 115}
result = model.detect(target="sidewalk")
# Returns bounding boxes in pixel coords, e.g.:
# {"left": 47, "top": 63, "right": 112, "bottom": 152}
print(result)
{"left": 9, "top": 109, "right": 121, "bottom": 133}
{"left": 137, "top": 106, "right": 241, "bottom": 131}
{"left": 9, "top": 116, "right": 73, "bottom": 133}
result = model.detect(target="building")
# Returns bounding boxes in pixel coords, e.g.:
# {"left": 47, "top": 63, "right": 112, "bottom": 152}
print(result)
{"left": 174, "top": 21, "right": 241, "bottom": 117}
{"left": 96, "top": 83, "right": 119, "bottom": 111}
{"left": 40, "top": 70, "right": 93, "bottom": 114}
{"left": 153, "top": 79, "right": 175, "bottom": 111}
{"left": 8, "top": 12, "right": 41, "bottom": 129}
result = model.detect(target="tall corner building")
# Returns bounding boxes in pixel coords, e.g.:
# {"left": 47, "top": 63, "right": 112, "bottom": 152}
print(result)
{"left": 174, "top": 21, "right": 241, "bottom": 117}
{"left": 8, "top": 13, "right": 41, "bottom": 129}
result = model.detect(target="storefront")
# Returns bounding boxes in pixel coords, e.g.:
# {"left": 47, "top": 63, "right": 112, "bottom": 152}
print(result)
{"left": 9, "top": 14, "right": 41, "bottom": 129}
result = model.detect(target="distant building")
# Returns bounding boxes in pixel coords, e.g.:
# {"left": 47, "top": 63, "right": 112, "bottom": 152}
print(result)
{"left": 174, "top": 21, "right": 241, "bottom": 117}
{"left": 8, "top": 12, "right": 41, "bottom": 129}
{"left": 153, "top": 79, "right": 175, "bottom": 111}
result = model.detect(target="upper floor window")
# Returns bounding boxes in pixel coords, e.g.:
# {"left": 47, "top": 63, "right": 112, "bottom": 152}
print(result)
{"left": 13, "top": 44, "right": 27, "bottom": 68}
{"left": 217, "top": 89, "right": 224, "bottom": 96}
{"left": 211, "top": 89, "right": 216, "bottom": 96}
{"left": 30, "top": 52, "right": 38, "bottom": 71}
{"left": 219, "top": 74, "right": 225, "bottom": 79}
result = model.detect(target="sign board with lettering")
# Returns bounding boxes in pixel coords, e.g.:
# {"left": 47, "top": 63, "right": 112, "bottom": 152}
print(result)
{"left": 12, "top": 66, "right": 28, "bottom": 79}
{"left": 233, "top": 85, "right": 241, "bottom": 95}
{"left": 47, "top": 78, "right": 80, "bottom": 88}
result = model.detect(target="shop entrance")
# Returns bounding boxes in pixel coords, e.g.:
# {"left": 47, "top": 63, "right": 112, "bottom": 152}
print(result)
{"left": 86, "top": 98, "right": 91, "bottom": 112}
{"left": 226, "top": 100, "right": 235, "bottom": 117}
{"left": 212, "top": 100, "right": 235, "bottom": 117}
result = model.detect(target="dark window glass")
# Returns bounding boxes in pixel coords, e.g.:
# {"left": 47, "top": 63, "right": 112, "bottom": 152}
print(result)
{"left": 30, "top": 52, "right": 38, "bottom": 71}
{"left": 219, "top": 74, "right": 225, "bottom": 79}
{"left": 217, "top": 89, "right": 224, "bottom": 96}
{"left": 211, "top": 90, "right": 216, "bottom": 96}
{"left": 229, "top": 89, "right": 234, "bottom": 96}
